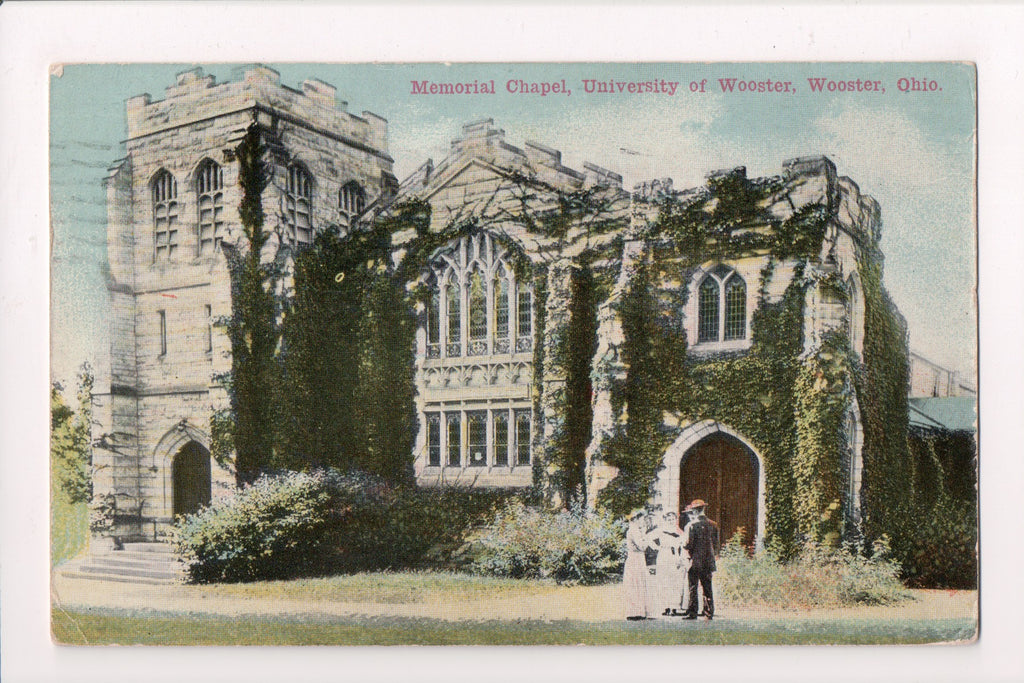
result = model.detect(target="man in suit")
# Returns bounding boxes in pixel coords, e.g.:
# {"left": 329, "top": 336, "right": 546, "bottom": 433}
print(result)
{"left": 681, "top": 499, "right": 720, "bottom": 620}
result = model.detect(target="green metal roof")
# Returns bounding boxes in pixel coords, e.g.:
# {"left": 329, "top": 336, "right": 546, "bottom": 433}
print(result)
{"left": 908, "top": 397, "right": 977, "bottom": 433}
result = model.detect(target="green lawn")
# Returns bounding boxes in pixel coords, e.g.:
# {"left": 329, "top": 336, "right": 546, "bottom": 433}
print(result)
{"left": 196, "top": 571, "right": 573, "bottom": 604}
{"left": 51, "top": 607, "right": 975, "bottom": 646}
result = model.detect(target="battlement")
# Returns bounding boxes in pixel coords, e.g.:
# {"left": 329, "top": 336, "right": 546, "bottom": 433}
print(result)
{"left": 442, "top": 119, "right": 622, "bottom": 190}
{"left": 125, "top": 65, "right": 389, "bottom": 156}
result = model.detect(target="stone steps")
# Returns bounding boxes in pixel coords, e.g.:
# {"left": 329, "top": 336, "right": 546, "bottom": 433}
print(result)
{"left": 57, "top": 542, "right": 185, "bottom": 585}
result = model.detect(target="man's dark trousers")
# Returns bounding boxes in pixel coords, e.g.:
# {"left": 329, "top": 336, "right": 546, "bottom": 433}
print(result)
{"left": 686, "top": 567, "right": 713, "bottom": 617}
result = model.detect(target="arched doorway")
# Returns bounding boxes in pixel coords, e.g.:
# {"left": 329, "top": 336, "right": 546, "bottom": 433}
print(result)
{"left": 679, "top": 433, "right": 758, "bottom": 547}
{"left": 172, "top": 441, "right": 211, "bottom": 518}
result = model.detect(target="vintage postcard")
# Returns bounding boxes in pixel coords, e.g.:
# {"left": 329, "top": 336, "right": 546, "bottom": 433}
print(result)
{"left": 48, "top": 61, "right": 977, "bottom": 648}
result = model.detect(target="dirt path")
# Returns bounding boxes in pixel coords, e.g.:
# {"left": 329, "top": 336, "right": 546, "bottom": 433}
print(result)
{"left": 50, "top": 572, "right": 977, "bottom": 625}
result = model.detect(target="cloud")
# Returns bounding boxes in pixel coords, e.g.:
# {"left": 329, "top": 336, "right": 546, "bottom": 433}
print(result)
{"left": 810, "top": 102, "right": 976, "bottom": 376}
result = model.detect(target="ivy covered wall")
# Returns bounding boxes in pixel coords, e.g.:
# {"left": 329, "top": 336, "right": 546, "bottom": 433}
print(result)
{"left": 583, "top": 159, "right": 914, "bottom": 558}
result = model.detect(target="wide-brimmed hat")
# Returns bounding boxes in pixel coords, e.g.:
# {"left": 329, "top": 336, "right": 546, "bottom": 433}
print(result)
{"left": 687, "top": 499, "right": 707, "bottom": 511}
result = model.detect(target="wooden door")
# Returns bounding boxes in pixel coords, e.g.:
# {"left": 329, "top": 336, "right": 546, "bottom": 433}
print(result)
{"left": 679, "top": 434, "right": 758, "bottom": 547}
{"left": 172, "top": 441, "right": 212, "bottom": 518}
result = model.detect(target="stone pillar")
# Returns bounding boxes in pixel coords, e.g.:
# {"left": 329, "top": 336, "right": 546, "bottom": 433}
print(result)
{"left": 537, "top": 259, "right": 575, "bottom": 507}
{"left": 584, "top": 238, "right": 646, "bottom": 508}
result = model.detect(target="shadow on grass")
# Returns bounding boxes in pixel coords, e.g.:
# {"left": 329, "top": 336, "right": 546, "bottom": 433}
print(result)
{"left": 52, "top": 607, "right": 976, "bottom": 646}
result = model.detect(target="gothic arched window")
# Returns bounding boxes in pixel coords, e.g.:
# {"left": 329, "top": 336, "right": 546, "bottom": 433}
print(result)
{"left": 697, "top": 265, "right": 747, "bottom": 344}
{"left": 340, "top": 181, "right": 366, "bottom": 217}
{"left": 698, "top": 277, "right": 719, "bottom": 343}
{"left": 196, "top": 159, "right": 224, "bottom": 256}
{"left": 468, "top": 268, "right": 487, "bottom": 355}
{"left": 724, "top": 278, "right": 747, "bottom": 340}
{"left": 493, "top": 265, "right": 511, "bottom": 354}
{"left": 446, "top": 274, "right": 461, "bottom": 357}
{"left": 284, "top": 164, "right": 313, "bottom": 246}
{"left": 152, "top": 169, "right": 179, "bottom": 261}
{"left": 426, "top": 278, "right": 441, "bottom": 358}
{"left": 517, "top": 286, "right": 533, "bottom": 352}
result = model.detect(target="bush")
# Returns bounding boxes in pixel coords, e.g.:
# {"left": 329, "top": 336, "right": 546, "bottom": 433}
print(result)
{"left": 175, "top": 471, "right": 334, "bottom": 583}
{"left": 896, "top": 496, "right": 977, "bottom": 589}
{"left": 175, "top": 469, "right": 524, "bottom": 583}
{"left": 717, "top": 533, "right": 910, "bottom": 609}
{"left": 322, "top": 472, "right": 524, "bottom": 572}
{"left": 467, "top": 500, "right": 625, "bottom": 585}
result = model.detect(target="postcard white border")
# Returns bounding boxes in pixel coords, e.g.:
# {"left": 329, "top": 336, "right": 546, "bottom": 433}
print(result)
{"left": 3, "top": 3, "right": 1022, "bottom": 682}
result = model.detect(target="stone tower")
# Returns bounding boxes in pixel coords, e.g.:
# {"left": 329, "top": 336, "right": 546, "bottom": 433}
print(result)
{"left": 93, "top": 66, "right": 396, "bottom": 540}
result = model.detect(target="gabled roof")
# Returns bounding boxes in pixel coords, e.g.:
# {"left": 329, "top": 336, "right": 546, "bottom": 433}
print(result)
{"left": 908, "top": 397, "right": 977, "bottom": 433}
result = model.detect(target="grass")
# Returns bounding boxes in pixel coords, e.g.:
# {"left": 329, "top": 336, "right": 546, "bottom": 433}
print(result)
{"left": 197, "top": 570, "right": 569, "bottom": 604}
{"left": 51, "top": 493, "right": 88, "bottom": 567}
{"left": 51, "top": 607, "right": 976, "bottom": 646}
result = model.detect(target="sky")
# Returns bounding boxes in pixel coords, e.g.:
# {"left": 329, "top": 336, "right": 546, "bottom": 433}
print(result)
{"left": 49, "top": 62, "right": 977, "bottom": 388}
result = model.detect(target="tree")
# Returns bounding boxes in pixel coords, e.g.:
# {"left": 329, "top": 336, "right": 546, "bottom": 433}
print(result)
{"left": 51, "top": 364, "right": 94, "bottom": 504}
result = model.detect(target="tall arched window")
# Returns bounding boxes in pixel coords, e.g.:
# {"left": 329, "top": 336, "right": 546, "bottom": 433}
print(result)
{"left": 152, "top": 169, "right": 179, "bottom": 261}
{"left": 426, "top": 279, "right": 441, "bottom": 358}
{"left": 697, "top": 265, "right": 747, "bottom": 344}
{"left": 724, "top": 278, "right": 747, "bottom": 340}
{"left": 468, "top": 268, "right": 487, "bottom": 355}
{"left": 196, "top": 160, "right": 224, "bottom": 256}
{"left": 517, "top": 286, "right": 533, "bottom": 352}
{"left": 698, "top": 278, "right": 720, "bottom": 342}
{"left": 446, "top": 274, "right": 461, "bottom": 357}
{"left": 493, "top": 265, "right": 511, "bottom": 353}
{"left": 284, "top": 164, "right": 313, "bottom": 246}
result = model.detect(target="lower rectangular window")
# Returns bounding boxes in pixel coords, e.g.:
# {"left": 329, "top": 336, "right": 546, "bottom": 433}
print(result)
{"left": 447, "top": 414, "right": 461, "bottom": 467}
{"left": 467, "top": 411, "right": 487, "bottom": 467}
{"left": 515, "top": 409, "right": 531, "bottom": 466}
{"left": 493, "top": 412, "right": 509, "bottom": 466}
{"left": 426, "top": 413, "right": 441, "bottom": 467}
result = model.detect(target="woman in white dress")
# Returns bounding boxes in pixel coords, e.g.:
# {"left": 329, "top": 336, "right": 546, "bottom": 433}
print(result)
{"left": 624, "top": 509, "right": 653, "bottom": 620}
{"left": 654, "top": 510, "right": 685, "bottom": 616}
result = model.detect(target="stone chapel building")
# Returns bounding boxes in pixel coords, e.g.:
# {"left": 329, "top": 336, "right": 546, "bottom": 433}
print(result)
{"left": 93, "top": 67, "right": 887, "bottom": 549}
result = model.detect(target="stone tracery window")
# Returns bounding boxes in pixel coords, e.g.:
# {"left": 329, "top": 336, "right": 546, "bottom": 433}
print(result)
{"left": 425, "top": 234, "right": 532, "bottom": 360}
{"left": 468, "top": 268, "right": 487, "bottom": 355}
{"left": 417, "top": 234, "right": 534, "bottom": 477}
{"left": 284, "top": 164, "right": 313, "bottom": 246}
{"left": 696, "top": 265, "right": 747, "bottom": 344}
{"left": 196, "top": 159, "right": 224, "bottom": 256}
{"left": 152, "top": 169, "right": 179, "bottom": 261}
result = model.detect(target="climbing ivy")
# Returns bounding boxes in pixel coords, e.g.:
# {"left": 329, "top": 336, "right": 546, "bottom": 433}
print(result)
{"left": 854, "top": 251, "right": 915, "bottom": 560}
{"left": 792, "top": 331, "right": 854, "bottom": 547}
{"left": 221, "top": 124, "right": 284, "bottom": 486}
{"left": 544, "top": 263, "right": 598, "bottom": 507}
{"left": 597, "top": 259, "right": 681, "bottom": 516}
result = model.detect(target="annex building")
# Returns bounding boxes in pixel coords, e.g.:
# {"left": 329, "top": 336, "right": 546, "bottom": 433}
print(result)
{"left": 93, "top": 67, "right": 899, "bottom": 550}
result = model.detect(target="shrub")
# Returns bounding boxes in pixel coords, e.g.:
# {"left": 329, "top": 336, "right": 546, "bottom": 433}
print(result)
{"left": 322, "top": 472, "right": 526, "bottom": 572}
{"left": 175, "top": 471, "right": 334, "bottom": 583}
{"left": 467, "top": 500, "right": 625, "bottom": 585}
{"left": 897, "top": 496, "right": 978, "bottom": 589}
{"left": 175, "top": 469, "right": 524, "bottom": 583}
{"left": 717, "top": 533, "right": 910, "bottom": 609}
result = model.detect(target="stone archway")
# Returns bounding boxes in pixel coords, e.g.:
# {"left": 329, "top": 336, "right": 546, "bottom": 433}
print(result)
{"left": 171, "top": 441, "right": 212, "bottom": 517}
{"left": 652, "top": 420, "right": 766, "bottom": 549}
{"left": 154, "top": 420, "right": 214, "bottom": 522}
